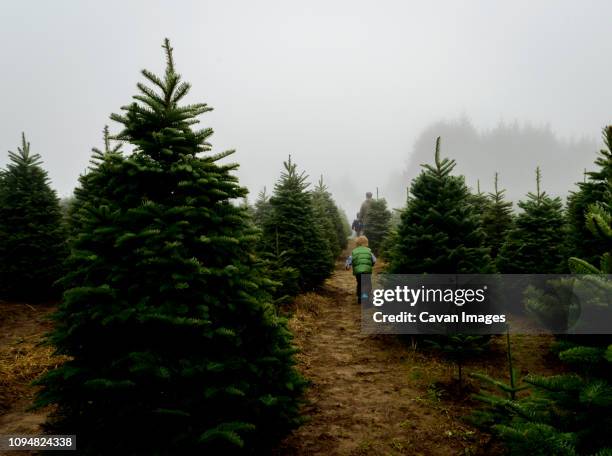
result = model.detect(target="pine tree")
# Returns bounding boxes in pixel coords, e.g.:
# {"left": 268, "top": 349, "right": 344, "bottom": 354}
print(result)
{"left": 387, "top": 137, "right": 493, "bottom": 274}
{"left": 311, "top": 177, "right": 340, "bottom": 259}
{"left": 0, "top": 133, "right": 67, "bottom": 301}
{"left": 470, "top": 331, "right": 530, "bottom": 428}
{"left": 34, "top": 39, "right": 305, "bottom": 455}
{"left": 311, "top": 176, "right": 348, "bottom": 256}
{"left": 468, "top": 180, "right": 492, "bottom": 222}
{"left": 386, "top": 138, "right": 493, "bottom": 368}
{"left": 481, "top": 173, "right": 514, "bottom": 259}
{"left": 487, "top": 192, "right": 612, "bottom": 456}
{"left": 338, "top": 208, "right": 352, "bottom": 246}
{"left": 67, "top": 125, "right": 123, "bottom": 235}
{"left": 378, "top": 208, "right": 403, "bottom": 260}
{"left": 252, "top": 186, "right": 272, "bottom": 229}
{"left": 254, "top": 188, "right": 300, "bottom": 304}
{"left": 262, "top": 157, "right": 334, "bottom": 291}
{"left": 363, "top": 197, "right": 392, "bottom": 255}
{"left": 568, "top": 200, "right": 612, "bottom": 274}
{"left": 497, "top": 168, "right": 566, "bottom": 274}
{"left": 566, "top": 126, "right": 612, "bottom": 266}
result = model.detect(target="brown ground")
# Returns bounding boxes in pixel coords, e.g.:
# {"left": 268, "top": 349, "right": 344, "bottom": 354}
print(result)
{"left": 276, "top": 244, "right": 562, "bottom": 456}
{"left": 0, "top": 244, "right": 563, "bottom": 456}
{"left": 0, "top": 301, "right": 60, "bottom": 455}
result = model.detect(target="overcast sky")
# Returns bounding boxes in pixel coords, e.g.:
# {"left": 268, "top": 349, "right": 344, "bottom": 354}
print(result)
{"left": 1, "top": 0, "right": 611, "bottom": 213}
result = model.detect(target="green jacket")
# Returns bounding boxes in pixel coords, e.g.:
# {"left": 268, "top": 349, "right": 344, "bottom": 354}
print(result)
{"left": 351, "top": 245, "right": 373, "bottom": 274}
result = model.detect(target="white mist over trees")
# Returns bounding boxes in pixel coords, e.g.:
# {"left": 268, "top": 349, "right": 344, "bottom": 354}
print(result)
{"left": 385, "top": 118, "right": 597, "bottom": 210}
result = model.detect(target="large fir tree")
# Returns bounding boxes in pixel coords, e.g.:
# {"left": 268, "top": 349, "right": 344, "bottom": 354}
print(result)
{"left": 386, "top": 138, "right": 493, "bottom": 374}
{"left": 387, "top": 137, "right": 493, "bottom": 274}
{"left": 35, "top": 40, "right": 305, "bottom": 455}
{"left": 481, "top": 173, "right": 514, "bottom": 259}
{"left": 497, "top": 168, "right": 566, "bottom": 274}
{"left": 0, "top": 133, "right": 67, "bottom": 301}
{"left": 261, "top": 157, "right": 334, "bottom": 291}
{"left": 566, "top": 126, "right": 612, "bottom": 266}
{"left": 363, "top": 197, "right": 392, "bottom": 255}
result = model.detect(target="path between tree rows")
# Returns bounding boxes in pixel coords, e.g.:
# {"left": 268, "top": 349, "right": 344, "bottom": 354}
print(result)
{"left": 276, "top": 243, "right": 496, "bottom": 456}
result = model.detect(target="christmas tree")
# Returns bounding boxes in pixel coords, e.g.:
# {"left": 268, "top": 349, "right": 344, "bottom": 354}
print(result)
{"left": 566, "top": 126, "right": 612, "bottom": 266}
{"left": 387, "top": 137, "right": 493, "bottom": 274}
{"left": 481, "top": 173, "right": 514, "bottom": 259}
{"left": 363, "top": 197, "right": 392, "bottom": 255}
{"left": 470, "top": 331, "right": 529, "bottom": 428}
{"left": 0, "top": 133, "right": 67, "bottom": 301}
{"left": 311, "top": 176, "right": 348, "bottom": 257}
{"left": 252, "top": 186, "right": 272, "bottom": 229}
{"left": 35, "top": 40, "right": 305, "bottom": 454}
{"left": 67, "top": 125, "right": 123, "bottom": 235}
{"left": 261, "top": 157, "right": 334, "bottom": 291}
{"left": 386, "top": 138, "right": 493, "bottom": 364}
{"left": 497, "top": 168, "right": 566, "bottom": 274}
{"left": 486, "top": 192, "right": 612, "bottom": 456}
{"left": 468, "top": 180, "right": 492, "bottom": 223}
{"left": 568, "top": 201, "right": 612, "bottom": 274}
{"left": 311, "top": 177, "right": 340, "bottom": 259}
{"left": 253, "top": 188, "right": 301, "bottom": 304}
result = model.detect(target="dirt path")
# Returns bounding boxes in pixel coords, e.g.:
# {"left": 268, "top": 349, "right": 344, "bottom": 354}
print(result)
{"left": 0, "top": 302, "right": 58, "bottom": 455}
{"left": 277, "top": 251, "right": 490, "bottom": 456}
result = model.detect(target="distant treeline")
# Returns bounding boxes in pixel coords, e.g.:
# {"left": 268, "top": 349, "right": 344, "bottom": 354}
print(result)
{"left": 386, "top": 117, "right": 597, "bottom": 208}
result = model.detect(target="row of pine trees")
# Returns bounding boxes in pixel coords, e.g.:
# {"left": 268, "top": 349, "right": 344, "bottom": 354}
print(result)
{"left": 0, "top": 40, "right": 349, "bottom": 454}
{"left": 0, "top": 37, "right": 610, "bottom": 454}
{"left": 375, "top": 132, "right": 611, "bottom": 456}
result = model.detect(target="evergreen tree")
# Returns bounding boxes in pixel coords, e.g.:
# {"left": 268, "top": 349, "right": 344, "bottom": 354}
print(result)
{"left": 566, "top": 126, "right": 612, "bottom": 266}
{"left": 468, "top": 180, "right": 492, "bottom": 222}
{"left": 238, "top": 196, "right": 255, "bottom": 221}
{"left": 568, "top": 200, "right": 612, "bottom": 274}
{"left": 35, "top": 40, "right": 305, "bottom": 455}
{"left": 0, "top": 133, "right": 67, "bottom": 301}
{"left": 67, "top": 125, "right": 123, "bottom": 235}
{"left": 378, "top": 208, "right": 402, "bottom": 261}
{"left": 481, "top": 173, "right": 514, "bottom": 259}
{"left": 363, "top": 197, "right": 392, "bottom": 255}
{"left": 484, "top": 194, "right": 612, "bottom": 456}
{"left": 311, "top": 177, "right": 340, "bottom": 259}
{"left": 470, "top": 331, "right": 530, "bottom": 428}
{"left": 338, "top": 207, "right": 352, "bottom": 246}
{"left": 386, "top": 138, "right": 493, "bottom": 364}
{"left": 387, "top": 137, "right": 493, "bottom": 274}
{"left": 252, "top": 186, "right": 272, "bottom": 229}
{"left": 262, "top": 157, "right": 334, "bottom": 291}
{"left": 312, "top": 176, "right": 347, "bottom": 257}
{"left": 497, "top": 168, "right": 566, "bottom": 274}
{"left": 252, "top": 190, "right": 300, "bottom": 304}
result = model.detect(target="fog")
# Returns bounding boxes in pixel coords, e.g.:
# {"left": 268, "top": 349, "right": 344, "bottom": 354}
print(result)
{"left": 1, "top": 0, "right": 611, "bottom": 216}
{"left": 385, "top": 117, "right": 600, "bottom": 209}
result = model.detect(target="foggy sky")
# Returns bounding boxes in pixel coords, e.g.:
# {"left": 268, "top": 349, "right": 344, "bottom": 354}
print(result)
{"left": 1, "top": 0, "right": 611, "bottom": 215}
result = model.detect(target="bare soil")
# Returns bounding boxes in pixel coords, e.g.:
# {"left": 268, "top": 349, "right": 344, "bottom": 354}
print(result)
{"left": 0, "top": 301, "right": 59, "bottom": 455}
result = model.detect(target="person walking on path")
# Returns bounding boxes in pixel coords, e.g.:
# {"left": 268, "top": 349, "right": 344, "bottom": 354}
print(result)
{"left": 345, "top": 236, "right": 376, "bottom": 304}
{"left": 351, "top": 213, "right": 363, "bottom": 236}
{"left": 358, "top": 192, "right": 374, "bottom": 234}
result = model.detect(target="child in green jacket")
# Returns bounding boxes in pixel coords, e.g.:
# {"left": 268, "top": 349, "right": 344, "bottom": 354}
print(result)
{"left": 345, "top": 236, "right": 376, "bottom": 304}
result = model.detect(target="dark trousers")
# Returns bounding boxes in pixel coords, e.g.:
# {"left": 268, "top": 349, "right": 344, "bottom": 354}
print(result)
{"left": 355, "top": 273, "right": 372, "bottom": 304}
